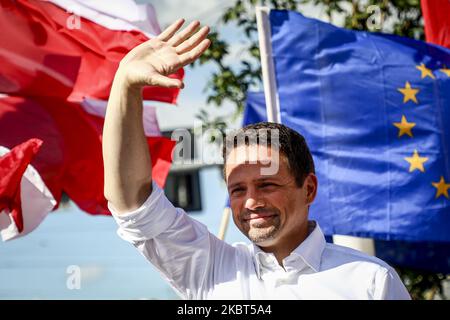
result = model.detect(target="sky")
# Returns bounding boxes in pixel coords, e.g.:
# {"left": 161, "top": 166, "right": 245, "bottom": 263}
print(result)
{"left": 0, "top": 0, "right": 334, "bottom": 300}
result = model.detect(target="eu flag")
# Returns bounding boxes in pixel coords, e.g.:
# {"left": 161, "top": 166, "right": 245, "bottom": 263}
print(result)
{"left": 245, "top": 92, "right": 450, "bottom": 272}
{"left": 254, "top": 10, "right": 450, "bottom": 242}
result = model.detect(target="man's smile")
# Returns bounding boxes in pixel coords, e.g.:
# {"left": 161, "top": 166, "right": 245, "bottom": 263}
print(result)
{"left": 244, "top": 213, "right": 277, "bottom": 223}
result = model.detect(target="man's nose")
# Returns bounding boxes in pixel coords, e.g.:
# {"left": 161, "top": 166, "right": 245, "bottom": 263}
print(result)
{"left": 244, "top": 189, "right": 265, "bottom": 210}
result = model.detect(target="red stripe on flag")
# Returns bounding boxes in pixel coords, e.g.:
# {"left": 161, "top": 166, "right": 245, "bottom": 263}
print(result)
{"left": 0, "top": 96, "right": 66, "bottom": 203}
{"left": 421, "top": 0, "right": 450, "bottom": 48}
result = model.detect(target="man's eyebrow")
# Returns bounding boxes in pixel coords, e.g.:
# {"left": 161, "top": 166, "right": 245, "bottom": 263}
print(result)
{"left": 254, "top": 177, "right": 278, "bottom": 183}
{"left": 228, "top": 182, "right": 243, "bottom": 190}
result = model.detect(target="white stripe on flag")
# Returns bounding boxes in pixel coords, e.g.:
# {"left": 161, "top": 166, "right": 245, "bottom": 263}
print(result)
{"left": 0, "top": 146, "right": 57, "bottom": 241}
{"left": 47, "top": 0, "right": 161, "bottom": 36}
{"left": 81, "top": 98, "right": 161, "bottom": 137}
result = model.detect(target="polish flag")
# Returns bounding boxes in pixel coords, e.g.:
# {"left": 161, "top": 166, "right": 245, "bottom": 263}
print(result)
{"left": 0, "top": 0, "right": 178, "bottom": 240}
{"left": 0, "top": 0, "right": 184, "bottom": 103}
{"left": 421, "top": 0, "right": 450, "bottom": 48}
{"left": 0, "top": 95, "right": 175, "bottom": 240}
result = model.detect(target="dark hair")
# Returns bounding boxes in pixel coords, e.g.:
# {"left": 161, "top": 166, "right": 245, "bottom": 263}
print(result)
{"left": 222, "top": 122, "right": 315, "bottom": 187}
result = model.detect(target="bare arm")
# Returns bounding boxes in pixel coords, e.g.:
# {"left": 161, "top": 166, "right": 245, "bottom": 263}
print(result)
{"left": 103, "top": 19, "right": 210, "bottom": 213}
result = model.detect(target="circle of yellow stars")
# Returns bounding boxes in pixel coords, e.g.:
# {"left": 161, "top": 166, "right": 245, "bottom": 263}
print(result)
{"left": 395, "top": 63, "right": 450, "bottom": 199}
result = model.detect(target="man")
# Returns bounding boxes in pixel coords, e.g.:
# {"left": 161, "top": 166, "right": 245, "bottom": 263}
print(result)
{"left": 103, "top": 19, "right": 410, "bottom": 300}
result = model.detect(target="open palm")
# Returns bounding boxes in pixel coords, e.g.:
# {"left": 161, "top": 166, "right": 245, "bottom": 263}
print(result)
{"left": 120, "top": 19, "right": 210, "bottom": 88}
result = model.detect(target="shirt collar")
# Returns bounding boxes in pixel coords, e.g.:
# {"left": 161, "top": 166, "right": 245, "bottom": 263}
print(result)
{"left": 252, "top": 221, "right": 326, "bottom": 279}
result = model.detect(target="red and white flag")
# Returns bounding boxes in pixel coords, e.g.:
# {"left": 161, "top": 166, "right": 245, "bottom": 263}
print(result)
{"left": 0, "top": 0, "right": 184, "bottom": 103}
{"left": 0, "top": 0, "right": 178, "bottom": 240}
{"left": 0, "top": 96, "right": 175, "bottom": 217}
{"left": 0, "top": 138, "right": 57, "bottom": 241}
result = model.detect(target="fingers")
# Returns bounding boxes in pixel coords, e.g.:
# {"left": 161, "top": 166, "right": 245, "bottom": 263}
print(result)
{"left": 157, "top": 19, "right": 185, "bottom": 41}
{"left": 176, "top": 26, "right": 210, "bottom": 54}
{"left": 150, "top": 74, "right": 184, "bottom": 88}
{"left": 168, "top": 20, "right": 200, "bottom": 47}
{"left": 179, "top": 39, "right": 211, "bottom": 66}
{"left": 155, "top": 18, "right": 211, "bottom": 69}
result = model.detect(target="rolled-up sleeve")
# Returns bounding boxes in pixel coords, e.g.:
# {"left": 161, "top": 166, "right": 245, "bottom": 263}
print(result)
{"left": 109, "top": 181, "right": 178, "bottom": 243}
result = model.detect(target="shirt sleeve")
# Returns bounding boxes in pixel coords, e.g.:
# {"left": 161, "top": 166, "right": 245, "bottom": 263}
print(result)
{"left": 373, "top": 266, "right": 411, "bottom": 300}
{"left": 109, "top": 181, "right": 236, "bottom": 300}
{"left": 109, "top": 181, "right": 179, "bottom": 242}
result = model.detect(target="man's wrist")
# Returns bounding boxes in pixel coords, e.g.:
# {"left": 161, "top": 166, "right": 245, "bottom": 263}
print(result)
{"left": 112, "top": 67, "right": 142, "bottom": 98}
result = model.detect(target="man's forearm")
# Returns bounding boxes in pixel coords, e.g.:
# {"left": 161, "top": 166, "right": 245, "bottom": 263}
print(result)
{"left": 102, "top": 19, "right": 210, "bottom": 214}
{"left": 103, "top": 70, "right": 152, "bottom": 213}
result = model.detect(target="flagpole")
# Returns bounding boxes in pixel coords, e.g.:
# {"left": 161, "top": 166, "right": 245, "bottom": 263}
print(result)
{"left": 255, "top": 6, "right": 375, "bottom": 256}
{"left": 218, "top": 207, "right": 231, "bottom": 240}
{"left": 256, "top": 6, "right": 281, "bottom": 124}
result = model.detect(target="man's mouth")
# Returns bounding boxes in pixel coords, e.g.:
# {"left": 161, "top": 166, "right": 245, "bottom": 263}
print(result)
{"left": 244, "top": 213, "right": 276, "bottom": 223}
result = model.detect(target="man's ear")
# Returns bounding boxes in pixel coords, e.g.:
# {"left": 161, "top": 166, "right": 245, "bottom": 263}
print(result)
{"left": 304, "top": 173, "right": 318, "bottom": 205}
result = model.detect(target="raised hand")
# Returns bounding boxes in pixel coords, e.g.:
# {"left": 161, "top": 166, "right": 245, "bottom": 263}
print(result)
{"left": 104, "top": 19, "right": 210, "bottom": 212}
{"left": 118, "top": 19, "right": 210, "bottom": 89}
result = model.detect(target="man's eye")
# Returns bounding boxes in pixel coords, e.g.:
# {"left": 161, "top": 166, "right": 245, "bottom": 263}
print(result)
{"left": 260, "top": 183, "right": 276, "bottom": 188}
{"left": 231, "top": 188, "right": 245, "bottom": 195}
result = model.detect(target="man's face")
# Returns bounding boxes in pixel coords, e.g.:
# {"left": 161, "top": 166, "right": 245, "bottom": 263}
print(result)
{"left": 225, "top": 144, "right": 317, "bottom": 248}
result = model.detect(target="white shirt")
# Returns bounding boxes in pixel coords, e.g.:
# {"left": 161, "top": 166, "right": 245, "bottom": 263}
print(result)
{"left": 110, "top": 181, "right": 411, "bottom": 300}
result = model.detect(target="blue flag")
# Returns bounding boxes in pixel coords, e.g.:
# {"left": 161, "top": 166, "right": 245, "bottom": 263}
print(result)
{"left": 252, "top": 10, "right": 450, "bottom": 242}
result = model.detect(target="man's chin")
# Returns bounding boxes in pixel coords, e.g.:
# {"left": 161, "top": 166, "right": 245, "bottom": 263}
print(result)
{"left": 247, "top": 226, "right": 278, "bottom": 244}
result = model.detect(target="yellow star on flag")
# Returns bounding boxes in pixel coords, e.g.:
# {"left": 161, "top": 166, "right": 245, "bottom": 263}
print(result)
{"left": 432, "top": 176, "right": 450, "bottom": 199}
{"left": 393, "top": 115, "right": 416, "bottom": 137}
{"left": 440, "top": 66, "right": 450, "bottom": 77}
{"left": 398, "top": 81, "right": 419, "bottom": 104}
{"left": 404, "top": 149, "right": 428, "bottom": 172}
{"left": 416, "top": 63, "right": 435, "bottom": 79}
